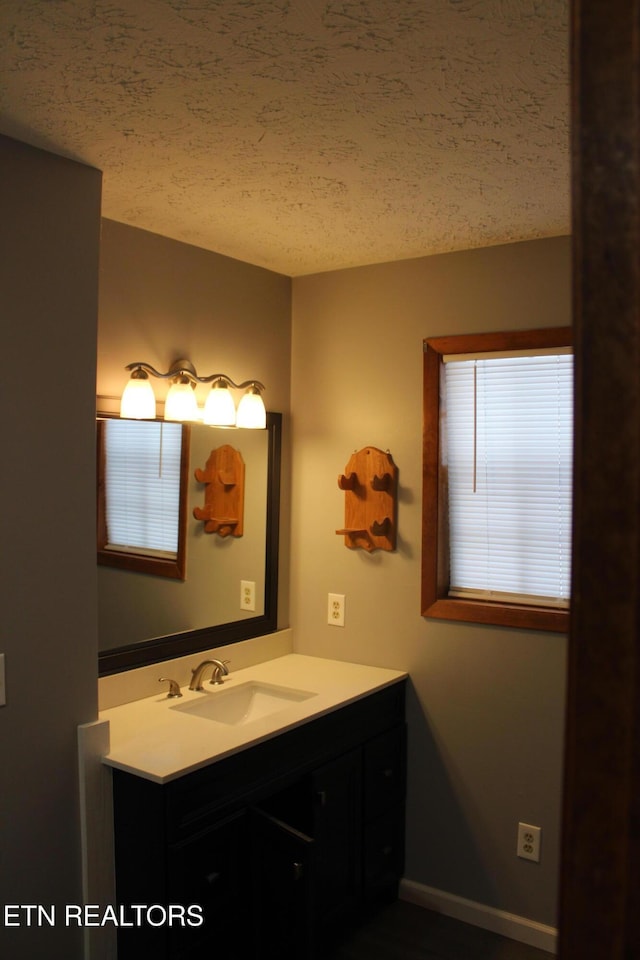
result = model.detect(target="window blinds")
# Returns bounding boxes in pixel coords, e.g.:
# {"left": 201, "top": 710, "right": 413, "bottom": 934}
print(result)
{"left": 103, "top": 419, "right": 182, "bottom": 557}
{"left": 443, "top": 353, "right": 573, "bottom": 605}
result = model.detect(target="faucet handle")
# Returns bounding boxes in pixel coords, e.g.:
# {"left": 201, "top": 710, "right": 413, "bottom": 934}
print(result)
{"left": 209, "top": 660, "right": 231, "bottom": 685}
{"left": 158, "top": 677, "right": 183, "bottom": 699}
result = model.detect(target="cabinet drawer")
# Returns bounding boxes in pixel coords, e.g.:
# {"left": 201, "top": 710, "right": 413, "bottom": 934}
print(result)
{"left": 363, "top": 804, "right": 405, "bottom": 901}
{"left": 363, "top": 724, "right": 406, "bottom": 822}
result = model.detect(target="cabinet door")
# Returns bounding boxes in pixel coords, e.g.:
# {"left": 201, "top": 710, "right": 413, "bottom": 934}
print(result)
{"left": 363, "top": 804, "right": 405, "bottom": 902}
{"left": 310, "top": 749, "right": 362, "bottom": 925}
{"left": 363, "top": 724, "right": 406, "bottom": 823}
{"left": 362, "top": 724, "right": 406, "bottom": 903}
{"left": 167, "top": 810, "right": 251, "bottom": 960}
{"left": 250, "top": 808, "right": 315, "bottom": 960}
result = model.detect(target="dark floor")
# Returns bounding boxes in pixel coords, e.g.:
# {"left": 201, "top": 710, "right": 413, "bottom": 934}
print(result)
{"left": 322, "top": 900, "right": 553, "bottom": 960}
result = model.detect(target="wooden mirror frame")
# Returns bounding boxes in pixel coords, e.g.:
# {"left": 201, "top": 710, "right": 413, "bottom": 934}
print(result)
{"left": 98, "top": 411, "right": 281, "bottom": 676}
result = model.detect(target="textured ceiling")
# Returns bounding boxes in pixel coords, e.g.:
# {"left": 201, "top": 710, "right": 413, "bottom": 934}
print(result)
{"left": 1, "top": 0, "right": 569, "bottom": 276}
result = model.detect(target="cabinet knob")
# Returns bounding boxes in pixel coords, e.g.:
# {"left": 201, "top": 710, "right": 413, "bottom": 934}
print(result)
{"left": 383, "top": 768, "right": 394, "bottom": 778}
{"left": 293, "top": 861, "right": 304, "bottom": 881}
{"left": 316, "top": 790, "right": 327, "bottom": 807}
{"left": 205, "top": 870, "right": 221, "bottom": 885}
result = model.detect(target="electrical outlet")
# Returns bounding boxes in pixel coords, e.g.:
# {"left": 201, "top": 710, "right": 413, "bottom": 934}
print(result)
{"left": 240, "top": 580, "right": 256, "bottom": 612}
{"left": 517, "top": 822, "right": 541, "bottom": 862}
{"left": 327, "top": 593, "right": 345, "bottom": 627}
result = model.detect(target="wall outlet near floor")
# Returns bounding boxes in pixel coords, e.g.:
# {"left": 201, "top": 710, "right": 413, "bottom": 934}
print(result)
{"left": 240, "top": 580, "right": 256, "bottom": 612}
{"left": 327, "top": 593, "right": 345, "bottom": 627}
{"left": 517, "top": 822, "right": 541, "bottom": 862}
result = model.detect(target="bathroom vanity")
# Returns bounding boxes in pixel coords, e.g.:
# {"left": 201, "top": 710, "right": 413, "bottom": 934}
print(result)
{"left": 102, "top": 655, "right": 407, "bottom": 959}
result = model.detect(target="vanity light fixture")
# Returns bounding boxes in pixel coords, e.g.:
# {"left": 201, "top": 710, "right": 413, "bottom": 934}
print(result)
{"left": 120, "top": 359, "right": 266, "bottom": 428}
{"left": 119, "top": 367, "right": 157, "bottom": 420}
{"left": 164, "top": 374, "right": 199, "bottom": 423}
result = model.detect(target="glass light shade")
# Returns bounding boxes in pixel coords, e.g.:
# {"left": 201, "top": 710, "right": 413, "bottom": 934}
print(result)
{"left": 203, "top": 382, "right": 236, "bottom": 426}
{"left": 236, "top": 388, "right": 266, "bottom": 429}
{"left": 164, "top": 381, "right": 199, "bottom": 421}
{"left": 120, "top": 376, "right": 156, "bottom": 419}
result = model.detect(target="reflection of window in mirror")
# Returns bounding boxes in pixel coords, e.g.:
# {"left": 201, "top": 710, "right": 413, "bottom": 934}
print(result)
{"left": 97, "top": 419, "right": 190, "bottom": 580}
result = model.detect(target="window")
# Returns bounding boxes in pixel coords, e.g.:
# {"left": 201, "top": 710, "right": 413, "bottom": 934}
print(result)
{"left": 422, "top": 328, "right": 572, "bottom": 632}
{"left": 97, "top": 418, "right": 190, "bottom": 580}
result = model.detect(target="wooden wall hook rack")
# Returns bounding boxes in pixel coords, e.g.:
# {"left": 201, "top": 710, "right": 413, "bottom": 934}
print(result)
{"left": 337, "top": 472, "right": 358, "bottom": 491}
{"left": 217, "top": 469, "right": 237, "bottom": 487}
{"left": 336, "top": 447, "right": 397, "bottom": 552}
{"left": 370, "top": 518, "right": 391, "bottom": 536}
{"left": 193, "top": 444, "right": 245, "bottom": 537}
{"left": 371, "top": 473, "right": 392, "bottom": 491}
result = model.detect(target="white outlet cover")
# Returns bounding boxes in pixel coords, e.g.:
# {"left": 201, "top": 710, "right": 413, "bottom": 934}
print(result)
{"left": 327, "top": 593, "right": 345, "bottom": 627}
{"left": 517, "top": 822, "right": 541, "bottom": 862}
{"left": 240, "top": 580, "right": 256, "bottom": 612}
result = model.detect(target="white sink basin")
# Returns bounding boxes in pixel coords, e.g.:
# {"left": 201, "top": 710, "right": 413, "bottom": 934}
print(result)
{"left": 171, "top": 681, "right": 317, "bottom": 726}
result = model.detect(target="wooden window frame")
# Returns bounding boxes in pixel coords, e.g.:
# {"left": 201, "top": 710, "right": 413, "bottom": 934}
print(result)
{"left": 422, "top": 327, "right": 572, "bottom": 633}
{"left": 97, "top": 418, "right": 190, "bottom": 580}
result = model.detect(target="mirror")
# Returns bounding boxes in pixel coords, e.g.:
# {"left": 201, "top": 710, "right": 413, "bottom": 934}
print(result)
{"left": 98, "top": 412, "right": 281, "bottom": 676}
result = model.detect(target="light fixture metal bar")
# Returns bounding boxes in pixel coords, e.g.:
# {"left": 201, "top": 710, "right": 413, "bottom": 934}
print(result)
{"left": 125, "top": 360, "right": 265, "bottom": 392}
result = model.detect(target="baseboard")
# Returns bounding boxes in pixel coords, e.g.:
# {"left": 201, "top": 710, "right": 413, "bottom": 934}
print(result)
{"left": 399, "top": 878, "right": 558, "bottom": 955}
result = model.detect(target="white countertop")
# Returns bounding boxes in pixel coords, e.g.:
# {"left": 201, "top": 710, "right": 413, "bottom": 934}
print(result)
{"left": 100, "top": 654, "right": 406, "bottom": 783}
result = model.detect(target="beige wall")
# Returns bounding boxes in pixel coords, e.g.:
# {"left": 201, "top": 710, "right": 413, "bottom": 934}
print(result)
{"left": 97, "top": 219, "right": 293, "bottom": 635}
{"left": 0, "top": 135, "right": 102, "bottom": 958}
{"left": 290, "top": 236, "right": 570, "bottom": 926}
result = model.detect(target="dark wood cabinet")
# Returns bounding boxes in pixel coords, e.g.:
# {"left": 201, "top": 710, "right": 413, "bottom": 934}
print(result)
{"left": 167, "top": 810, "right": 250, "bottom": 958}
{"left": 251, "top": 808, "right": 316, "bottom": 959}
{"left": 112, "top": 680, "right": 406, "bottom": 959}
{"left": 310, "top": 749, "right": 362, "bottom": 924}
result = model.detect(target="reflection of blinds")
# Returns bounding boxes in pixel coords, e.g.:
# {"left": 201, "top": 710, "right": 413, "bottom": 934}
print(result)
{"left": 444, "top": 353, "right": 573, "bottom": 605}
{"left": 104, "top": 420, "right": 182, "bottom": 556}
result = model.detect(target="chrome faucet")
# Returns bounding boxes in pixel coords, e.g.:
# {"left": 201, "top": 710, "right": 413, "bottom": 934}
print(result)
{"left": 189, "top": 659, "right": 230, "bottom": 691}
{"left": 158, "top": 677, "right": 182, "bottom": 698}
